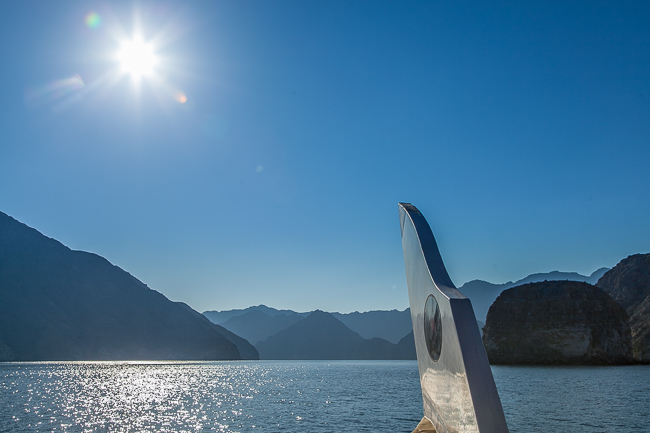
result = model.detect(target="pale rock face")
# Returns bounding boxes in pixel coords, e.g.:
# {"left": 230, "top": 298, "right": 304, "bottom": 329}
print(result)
{"left": 483, "top": 280, "right": 633, "bottom": 365}
{"left": 629, "top": 295, "right": 650, "bottom": 362}
{"left": 597, "top": 253, "right": 650, "bottom": 363}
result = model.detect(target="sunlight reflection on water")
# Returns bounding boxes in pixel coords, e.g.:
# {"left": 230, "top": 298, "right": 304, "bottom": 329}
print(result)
{"left": 0, "top": 361, "right": 422, "bottom": 433}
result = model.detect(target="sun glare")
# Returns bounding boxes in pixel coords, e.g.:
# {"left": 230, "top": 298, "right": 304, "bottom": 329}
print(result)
{"left": 117, "top": 36, "right": 157, "bottom": 79}
{"left": 100, "top": 15, "right": 187, "bottom": 102}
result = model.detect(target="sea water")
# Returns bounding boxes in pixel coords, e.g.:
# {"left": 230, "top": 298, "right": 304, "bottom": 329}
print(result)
{"left": 1, "top": 361, "right": 648, "bottom": 432}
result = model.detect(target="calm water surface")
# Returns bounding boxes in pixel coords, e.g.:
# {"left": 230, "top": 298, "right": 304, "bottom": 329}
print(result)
{"left": 1, "top": 361, "right": 648, "bottom": 432}
{"left": 492, "top": 365, "right": 650, "bottom": 433}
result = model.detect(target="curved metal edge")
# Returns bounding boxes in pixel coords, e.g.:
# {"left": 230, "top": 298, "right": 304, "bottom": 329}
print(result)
{"left": 399, "top": 203, "right": 509, "bottom": 433}
{"left": 399, "top": 203, "right": 465, "bottom": 300}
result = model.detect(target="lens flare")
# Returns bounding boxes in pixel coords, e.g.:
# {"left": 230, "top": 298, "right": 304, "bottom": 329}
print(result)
{"left": 85, "top": 12, "right": 101, "bottom": 29}
{"left": 176, "top": 92, "right": 187, "bottom": 103}
{"left": 24, "top": 75, "right": 85, "bottom": 110}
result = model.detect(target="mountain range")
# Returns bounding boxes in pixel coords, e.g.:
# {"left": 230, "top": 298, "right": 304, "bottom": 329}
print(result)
{"left": 204, "top": 305, "right": 412, "bottom": 345}
{"left": 255, "top": 310, "right": 415, "bottom": 360}
{"left": 203, "top": 305, "right": 415, "bottom": 359}
{"left": 202, "top": 268, "right": 612, "bottom": 359}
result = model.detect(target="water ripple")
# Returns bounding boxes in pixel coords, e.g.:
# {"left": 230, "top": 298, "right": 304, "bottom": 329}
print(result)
{"left": 1, "top": 361, "right": 648, "bottom": 432}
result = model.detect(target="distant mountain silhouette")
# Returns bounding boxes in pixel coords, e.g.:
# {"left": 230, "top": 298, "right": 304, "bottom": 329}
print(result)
{"left": 220, "top": 310, "right": 304, "bottom": 345}
{"left": 0, "top": 211, "right": 258, "bottom": 361}
{"left": 255, "top": 311, "right": 415, "bottom": 360}
{"left": 206, "top": 306, "right": 412, "bottom": 344}
{"left": 331, "top": 309, "right": 411, "bottom": 344}
{"left": 203, "top": 305, "right": 308, "bottom": 324}
{"left": 396, "top": 331, "right": 416, "bottom": 358}
{"left": 459, "top": 268, "right": 610, "bottom": 323}
{"left": 176, "top": 303, "right": 259, "bottom": 360}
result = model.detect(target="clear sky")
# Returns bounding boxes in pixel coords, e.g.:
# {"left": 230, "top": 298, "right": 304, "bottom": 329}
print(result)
{"left": 1, "top": 1, "right": 649, "bottom": 314}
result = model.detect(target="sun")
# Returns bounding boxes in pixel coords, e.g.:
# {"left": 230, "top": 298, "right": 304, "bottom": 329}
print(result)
{"left": 116, "top": 36, "right": 158, "bottom": 80}
{"left": 100, "top": 14, "right": 187, "bottom": 103}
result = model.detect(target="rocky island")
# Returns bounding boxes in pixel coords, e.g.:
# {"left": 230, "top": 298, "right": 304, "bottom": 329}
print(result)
{"left": 483, "top": 280, "right": 633, "bottom": 364}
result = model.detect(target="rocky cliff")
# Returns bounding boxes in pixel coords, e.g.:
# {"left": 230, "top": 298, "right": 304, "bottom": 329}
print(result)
{"left": 596, "top": 254, "right": 650, "bottom": 362}
{"left": 483, "top": 280, "right": 632, "bottom": 364}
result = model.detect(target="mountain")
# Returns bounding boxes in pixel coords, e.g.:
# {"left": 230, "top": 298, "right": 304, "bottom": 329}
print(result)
{"left": 596, "top": 254, "right": 650, "bottom": 363}
{"left": 483, "top": 280, "right": 632, "bottom": 365}
{"left": 0, "top": 211, "right": 258, "bottom": 361}
{"left": 456, "top": 280, "right": 507, "bottom": 326}
{"left": 255, "top": 311, "right": 415, "bottom": 360}
{"left": 459, "top": 268, "right": 610, "bottom": 323}
{"left": 331, "top": 309, "right": 411, "bottom": 344}
{"left": 219, "top": 310, "right": 304, "bottom": 345}
{"left": 176, "top": 303, "right": 259, "bottom": 360}
{"left": 395, "top": 331, "right": 417, "bottom": 359}
{"left": 203, "top": 305, "right": 308, "bottom": 324}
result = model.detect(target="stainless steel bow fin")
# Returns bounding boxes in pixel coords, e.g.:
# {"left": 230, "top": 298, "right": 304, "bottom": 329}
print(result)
{"left": 399, "top": 203, "right": 509, "bottom": 433}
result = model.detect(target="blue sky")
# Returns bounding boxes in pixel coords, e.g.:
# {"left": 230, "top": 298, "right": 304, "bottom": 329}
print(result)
{"left": 1, "top": 1, "right": 649, "bottom": 313}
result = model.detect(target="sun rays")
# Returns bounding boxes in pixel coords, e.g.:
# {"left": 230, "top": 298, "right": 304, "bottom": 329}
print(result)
{"left": 88, "top": 8, "right": 190, "bottom": 107}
